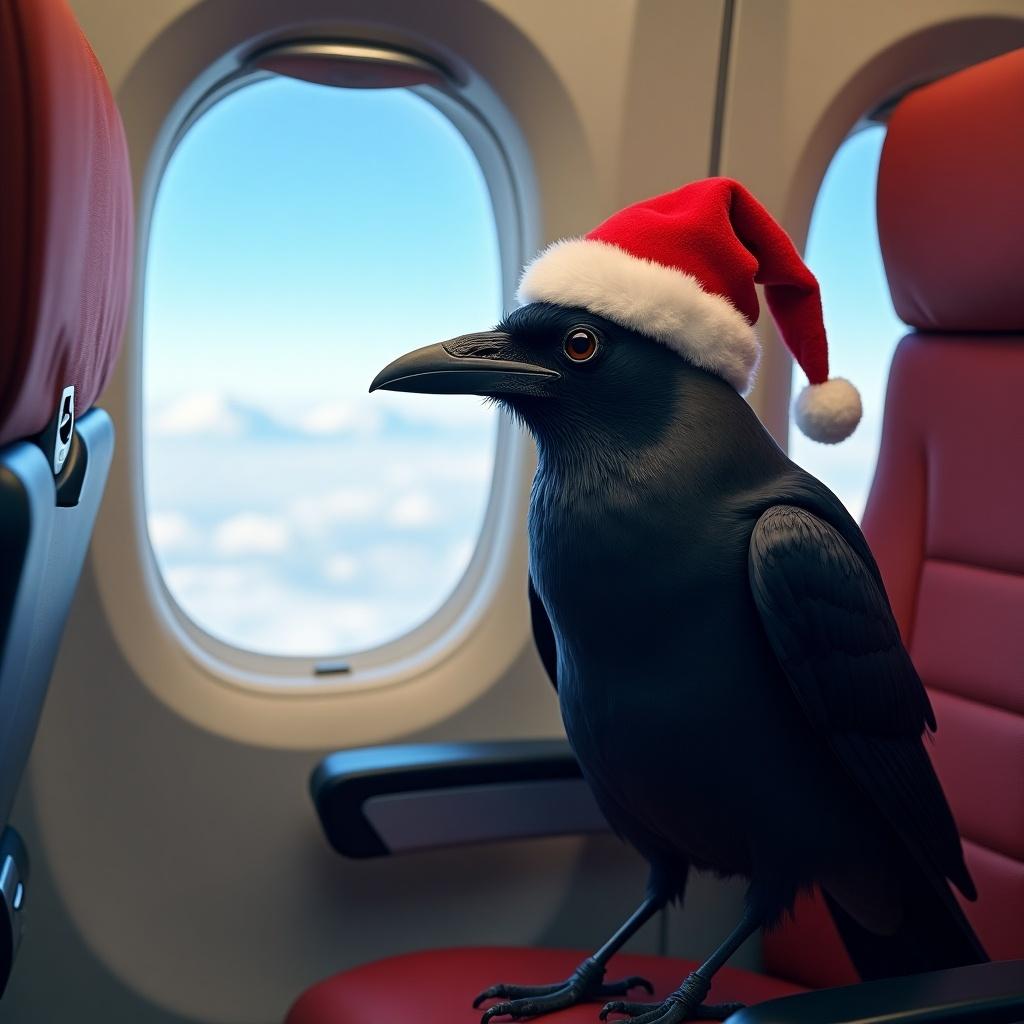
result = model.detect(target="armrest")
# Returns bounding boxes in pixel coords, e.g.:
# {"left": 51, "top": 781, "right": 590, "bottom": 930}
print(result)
{"left": 310, "top": 740, "right": 610, "bottom": 858}
{"left": 727, "top": 960, "right": 1024, "bottom": 1024}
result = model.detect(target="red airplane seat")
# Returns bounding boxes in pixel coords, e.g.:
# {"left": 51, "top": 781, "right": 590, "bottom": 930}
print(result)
{"left": 0, "top": 0, "right": 131, "bottom": 994}
{"left": 0, "top": 0, "right": 131, "bottom": 447}
{"left": 288, "top": 950, "right": 804, "bottom": 1024}
{"left": 286, "top": 47, "right": 1024, "bottom": 1024}
{"left": 763, "top": 45, "right": 1024, "bottom": 988}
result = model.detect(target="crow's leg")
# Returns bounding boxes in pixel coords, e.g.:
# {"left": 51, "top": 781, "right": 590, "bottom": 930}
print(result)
{"left": 474, "top": 891, "right": 667, "bottom": 1023}
{"left": 600, "top": 904, "right": 760, "bottom": 1023}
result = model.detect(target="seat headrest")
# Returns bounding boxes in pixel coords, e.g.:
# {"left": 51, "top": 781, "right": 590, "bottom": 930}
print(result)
{"left": 0, "top": 0, "right": 133, "bottom": 448}
{"left": 877, "top": 48, "right": 1024, "bottom": 333}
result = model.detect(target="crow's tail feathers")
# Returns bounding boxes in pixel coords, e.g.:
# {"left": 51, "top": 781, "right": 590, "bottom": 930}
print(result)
{"left": 825, "top": 856, "right": 988, "bottom": 982}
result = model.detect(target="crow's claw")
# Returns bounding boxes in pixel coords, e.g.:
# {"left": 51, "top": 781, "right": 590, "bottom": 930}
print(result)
{"left": 473, "top": 983, "right": 564, "bottom": 1007}
{"left": 480, "top": 998, "right": 558, "bottom": 1023}
{"left": 597, "top": 975, "right": 656, "bottom": 997}
{"left": 473, "top": 965, "right": 655, "bottom": 1022}
{"left": 600, "top": 968, "right": 744, "bottom": 1022}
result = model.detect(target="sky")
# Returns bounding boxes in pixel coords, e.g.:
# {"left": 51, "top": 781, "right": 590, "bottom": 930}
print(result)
{"left": 144, "top": 78, "right": 904, "bottom": 659}
{"left": 144, "top": 78, "right": 502, "bottom": 656}
{"left": 791, "top": 124, "right": 905, "bottom": 517}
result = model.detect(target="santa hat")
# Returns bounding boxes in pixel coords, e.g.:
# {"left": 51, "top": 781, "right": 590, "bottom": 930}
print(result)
{"left": 517, "top": 177, "right": 861, "bottom": 444}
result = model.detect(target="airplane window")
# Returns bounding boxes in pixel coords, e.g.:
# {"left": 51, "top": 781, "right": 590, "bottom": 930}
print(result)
{"left": 143, "top": 77, "right": 503, "bottom": 658}
{"left": 788, "top": 124, "right": 904, "bottom": 519}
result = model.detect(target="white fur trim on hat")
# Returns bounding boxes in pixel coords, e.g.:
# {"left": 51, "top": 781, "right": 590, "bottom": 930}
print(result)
{"left": 793, "top": 377, "right": 862, "bottom": 444}
{"left": 517, "top": 238, "right": 760, "bottom": 394}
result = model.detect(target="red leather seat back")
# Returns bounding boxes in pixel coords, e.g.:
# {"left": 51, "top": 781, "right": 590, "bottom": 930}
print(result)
{"left": 0, "top": 0, "right": 132, "bottom": 447}
{"left": 764, "top": 47, "right": 1024, "bottom": 988}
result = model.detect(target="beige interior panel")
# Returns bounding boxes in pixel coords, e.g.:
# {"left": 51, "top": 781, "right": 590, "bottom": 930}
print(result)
{"left": 7, "top": 2, "right": 1022, "bottom": 1022}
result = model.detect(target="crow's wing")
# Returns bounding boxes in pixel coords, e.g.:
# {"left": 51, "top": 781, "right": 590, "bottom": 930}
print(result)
{"left": 529, "top": 574, "right": 558, "bottom": 691}
{"left": 749, "top": 505, "right": 974, "bottom": 898}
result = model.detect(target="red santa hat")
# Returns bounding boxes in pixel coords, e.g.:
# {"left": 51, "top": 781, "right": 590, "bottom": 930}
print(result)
{"left": 517, "top": 177, "right": 861, "bottom": 444}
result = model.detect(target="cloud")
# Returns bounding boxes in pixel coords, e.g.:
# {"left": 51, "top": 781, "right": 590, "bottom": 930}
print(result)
{"left": 300, "top": 400, "right": 383, "bottom": 436}
{"left": 363, "top": 541, "right": 451, "bottom": 593}
{"left": 381, "top": 450, "right": 495, "bottom": 487}
{"left": 288, "top": 487, "right": 382, "bottom": 532}
{"left": 150, "top": 390, "right": 491, "bottom": 441}
{"left": 387, "top": 491, "right": 441, "bottom": 529}
{"left": 212, "top": 513, "right": 291, "bottom": 555}
{"left": 148, "top": 512, "right": 197, "bottom": 552}
{"left": 150, "top": 392, "right": 302, "bottom": 440}
{"left": 373, "top": 390, "right": 501, "bottom": 430}
{"left": 151, "top": 392, "right": 246, "bottom": 437}
{"left": 162, "top": 560, "right": 411, "bottom": 655}
{"left": 323, "top": 553, "right": 359, "bottom": 583}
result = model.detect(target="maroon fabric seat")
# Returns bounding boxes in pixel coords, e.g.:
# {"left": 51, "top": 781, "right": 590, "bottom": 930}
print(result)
{"left": 0, "top": 0, "right": 132, "bottom": 447}
{"left": 0, "top": 0, "right": 131, "bottom": 991}
{"left": 0, "top": 0, "right": 132, "bottom": 809}
{"left": 285, "top": 47, "right": 1024, "bottom": 1022}
{"left": 287, "top": 948, "right": 805, "bottom": 1024}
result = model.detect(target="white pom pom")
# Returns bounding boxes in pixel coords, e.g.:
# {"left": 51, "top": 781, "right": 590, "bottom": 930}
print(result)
{"left": 793, "top": 377, "right": 862, "bottom": 444}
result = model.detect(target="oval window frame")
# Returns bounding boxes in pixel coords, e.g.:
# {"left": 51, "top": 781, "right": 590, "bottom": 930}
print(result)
{"left": 93, "top": 30, "right": 542, "bottom": 742}
{"left": 141, "top": 50, "right": 519, "bottom": 681}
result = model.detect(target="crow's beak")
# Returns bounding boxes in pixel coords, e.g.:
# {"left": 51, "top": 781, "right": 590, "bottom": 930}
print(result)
{"left": 370, "top": 331, "right": 560, "bottom": 396}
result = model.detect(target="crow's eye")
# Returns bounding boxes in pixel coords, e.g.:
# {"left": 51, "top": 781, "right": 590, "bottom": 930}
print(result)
{"left": 563, "top": 326, "right": 599, "bottom": 363}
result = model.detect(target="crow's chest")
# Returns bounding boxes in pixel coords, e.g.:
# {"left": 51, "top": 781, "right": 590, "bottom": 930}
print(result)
{"left": 527, "top": 484, "right": 772, "bottom": 781}
{"left": 528, "top": 487, "right": 748, "bottom": 668}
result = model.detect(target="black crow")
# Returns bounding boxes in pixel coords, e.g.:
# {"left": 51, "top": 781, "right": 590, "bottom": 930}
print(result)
{"left": 369, "top": 181, "right": 986, "bottom": 1024}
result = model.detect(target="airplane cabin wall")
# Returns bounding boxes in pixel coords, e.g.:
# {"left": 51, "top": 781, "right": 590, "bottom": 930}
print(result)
{"left": 3, "top": 1, "right": 1022, "bottom": 1022}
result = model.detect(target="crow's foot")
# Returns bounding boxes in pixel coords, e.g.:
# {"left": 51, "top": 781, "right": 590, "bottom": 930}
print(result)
{"left": 474, "top": 956, "right": 653, "bottom": 1022}
{"left": 599, "top": 971, "right": 744, "bottom": 1023}
{"left": 598, "top": 1001, "right": 743, "bottom": 1023}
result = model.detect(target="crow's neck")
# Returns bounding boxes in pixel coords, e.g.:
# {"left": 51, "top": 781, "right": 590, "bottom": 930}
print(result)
{"left": 531, "top": 423, "right": 670, "bottom": 504}
{"left": 526, "top": 381, "right": 789, "bottom": 517}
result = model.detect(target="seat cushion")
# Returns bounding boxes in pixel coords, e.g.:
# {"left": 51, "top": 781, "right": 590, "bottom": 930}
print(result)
{"left": 285, "top": 947, "right": 806, "bottom": 1024}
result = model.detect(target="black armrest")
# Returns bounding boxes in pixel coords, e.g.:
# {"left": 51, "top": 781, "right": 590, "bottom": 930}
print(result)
{"left": 310, "top": 740, "right": 609, "bottom": 858}
{"left": 727, "top": 960, "right": 1024, "bottom": 1024}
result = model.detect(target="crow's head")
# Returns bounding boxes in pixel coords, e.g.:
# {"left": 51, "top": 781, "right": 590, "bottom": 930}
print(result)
{"left": 370, "top": 302, "right": 702, "bottom": 452}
